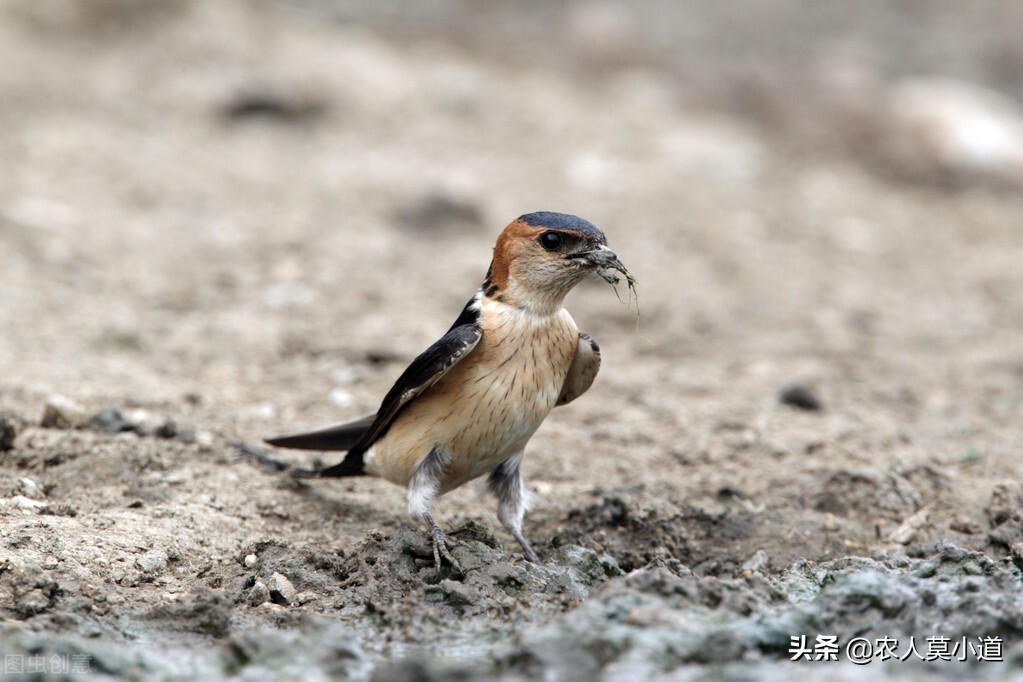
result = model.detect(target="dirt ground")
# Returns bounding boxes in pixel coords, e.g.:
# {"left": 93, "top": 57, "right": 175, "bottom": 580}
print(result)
{"left": 2, "top": 1, "right": 1023, "bottom": 680}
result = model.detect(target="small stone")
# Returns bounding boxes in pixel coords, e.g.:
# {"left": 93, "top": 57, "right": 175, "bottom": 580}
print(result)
{"left": 986, "top": 483, "right": 1023, "bottom": 526}
{"left": 40, "top": 395, "right": 88, "bottom": 428}
{"left": 89, "top": 408, "right": 139, "bottom": 434}
{"left": 0, "top": 414, "right": 17, "bottom": 451}
{"left": 12, "top": 495, "right": 46, "bottom": 511}
{"left": 17, "top": 478, "right": 43, "bottom": 500}
{"left": 742, "top": 549, "right": 770, "bottom": 573}
{"left": 136, "top": 551, "right": 168, "bottom": 574}
{"left": 153, "top": 420, "right": 178, "bottom": 439}
{"left": 247, "top": 581, "right": 270, "bottom": 607}
{"left": 294, "top": 591, "right": 317, "bottom": 606}
{"left": 779, "top": 383, "right": 823, "bottom": 411}
{"left": 266, "top": 572, "right": 296, "bottom": 606}
{"left": 888, "top": 507, "right": 930, "bottom": 545}
{"left": 243, "top": 554, "right": 257, "bottom": 568}
{"left": 220, "top": 90, "right": 327, "bottom": 124}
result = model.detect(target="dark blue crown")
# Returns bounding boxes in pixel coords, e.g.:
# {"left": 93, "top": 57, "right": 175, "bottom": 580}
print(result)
{"left": 518, "top": 212, "right": 605, "bottom": 242}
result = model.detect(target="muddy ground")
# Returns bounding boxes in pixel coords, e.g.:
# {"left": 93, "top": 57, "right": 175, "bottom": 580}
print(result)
{"left": 2, "top": 1, "right": 1023, "bottom": 680}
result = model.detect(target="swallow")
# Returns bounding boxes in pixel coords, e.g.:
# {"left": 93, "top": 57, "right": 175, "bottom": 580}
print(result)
{"left": 250, "top": 212, "right": 631, "bottom": 571}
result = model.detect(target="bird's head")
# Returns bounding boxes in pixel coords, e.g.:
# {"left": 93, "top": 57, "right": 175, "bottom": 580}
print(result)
{"left": 485, "top": 212, "right": 624, "bottom": 314}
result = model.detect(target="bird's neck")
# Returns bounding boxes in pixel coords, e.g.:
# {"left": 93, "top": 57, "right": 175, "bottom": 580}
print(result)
{"left": 482, "top": 265, "right": 569, "bottom": 317}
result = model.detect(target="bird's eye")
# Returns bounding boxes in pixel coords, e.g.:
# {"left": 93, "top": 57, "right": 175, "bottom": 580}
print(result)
{"left": 539, "top": 231, "right": 563, "bottom": 251}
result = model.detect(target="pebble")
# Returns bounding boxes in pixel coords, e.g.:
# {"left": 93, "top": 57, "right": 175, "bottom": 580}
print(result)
{"left": 11, "top": 495, "right": 46, "bottom": 511}
{"left": 741, "top": 549, "right": 770, "bottom": 573}
{"left": 40, "top": 395, "right": 89, "bottom": 428}
{"left": 243, "top": 554, "right": 257, "bottom": 568}
{"left": 17, "top": 477, "right": 43, "bottom": 500}
{"left": 153, "top": 420, "right": 178, "bottom": 439}
{"left": 135, "top": 551, "right": 169, "bottom": 574}
{"left": 247, "top": 581, "right": 270, "bottom": 607}
{"left": 89, "top": 408, "right": 140, "bottom": 434}
{"left": 267, "top": 572, "right": 296, "bottom": 606}
{"left": 778, "top": 383, "right": 823, "bottom": 411}
{"left": 127, "top": 409, "right": 178, "bottom": 438}
{"left": 0, "top": 414, "right": 17, "bottom": 451}
{"left": 220, "top": 90, "right": 327, "bottom": 124}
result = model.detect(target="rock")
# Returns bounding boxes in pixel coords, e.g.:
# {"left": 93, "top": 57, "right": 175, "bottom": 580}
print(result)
{"left": 887, "top": 506, "right": 930, "bottom": 545}
{"left": 247, "top": 581, "right": 270, "bottom": 607}
{"left": 986, "top": 482, "right": 1023, "bottom": 526}
{"left": 267, "top": 572, "right": 296, "bottom": 606}
{"left": 10, "top": 495, "right": 46, "bottom": 511}
{"left": 136, "top": 551, "right": 168, "bottom": 574}
{"left": 742, "top": 549, "right": 770, "bottom": 573}
{"left": 88, "top": 408, "right": 140, "bottom": 434}
{"left": 243, "top": 553, "right": 257, "bottom": 568}
{"left": 0, "top": 414, "right": 17, "bottom": 450}
{"left": 40, "top": 395, "right": 88, "bottom": 429}
{"left": 778, "top": 383, "right": 823, "bottom": 411}
{"left": 220, "top": 90, "right": 327, "bottom": 124}
{"left": 17, "top": 477, "right": 43, "bottom": 500}
{"left": 153, "top": 420, "right": 178, "bottom": 439}
{"left": 194, "top": 431, "right": 215, "bottom": 449}
{"left": 125, "top": 409, "right": 178, "bottom": 438}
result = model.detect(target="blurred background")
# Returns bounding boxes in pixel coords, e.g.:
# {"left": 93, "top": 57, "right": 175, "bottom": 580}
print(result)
{"left": 4, "top": 0, "right": 1023, "bottom": 401}
{"left": 3, "top": 0, "right": 1023, "bottom": 499}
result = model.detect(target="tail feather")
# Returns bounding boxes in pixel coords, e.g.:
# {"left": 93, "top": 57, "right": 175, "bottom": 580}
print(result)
{"left": 263, "top": 414, "right": 375, "bottom": 452}
{"left": 232, "top": 442, "right": 365, "bottom": 478}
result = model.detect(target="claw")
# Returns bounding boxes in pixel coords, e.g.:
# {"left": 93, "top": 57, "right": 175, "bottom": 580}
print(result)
{"left": 424, "top": 513, "right": 463, "bottom": 573}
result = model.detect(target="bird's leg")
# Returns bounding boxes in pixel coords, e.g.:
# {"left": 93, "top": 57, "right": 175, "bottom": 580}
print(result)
{"left": 408, "top": 448, "right": 462, "bottom": 573}
{"left": 488, "top": 453, "right": 540, "bottom": 563}
{"left": 422, "top": 511, "right": 461, "bottom": 572}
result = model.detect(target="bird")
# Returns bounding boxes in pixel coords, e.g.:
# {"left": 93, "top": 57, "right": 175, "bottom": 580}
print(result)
{"left": 249, "top": 211, "right": 630, "bottom": 571}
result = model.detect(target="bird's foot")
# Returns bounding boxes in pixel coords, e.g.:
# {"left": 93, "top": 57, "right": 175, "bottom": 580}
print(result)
{"left": 513, "top": 529, "right": 541, "bottom": 564}
{"left": 424, "top": 513, "right": 463, "bottom": 573}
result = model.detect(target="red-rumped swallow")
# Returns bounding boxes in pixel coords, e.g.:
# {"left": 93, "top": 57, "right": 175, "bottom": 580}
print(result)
{"left": 249, "top": 212, "right": 631, "bottom": 570}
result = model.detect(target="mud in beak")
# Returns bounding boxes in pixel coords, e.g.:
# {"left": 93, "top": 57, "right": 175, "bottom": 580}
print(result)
{"left": 568, "top": 244, "right": 634, "bottom": 287}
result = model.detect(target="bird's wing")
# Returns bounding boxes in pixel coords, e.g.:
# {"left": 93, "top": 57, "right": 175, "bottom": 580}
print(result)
{"left": 264, "top": 413, "right": 376, "bottom": 451}
{"left": 556, "top": 332, "right": 601, "bottom": 406}
{"left": 265, "top": 309, "right": 483, "bottom": 457}
{"left": 345, "top": 321, "right": 482, "bottom": 455}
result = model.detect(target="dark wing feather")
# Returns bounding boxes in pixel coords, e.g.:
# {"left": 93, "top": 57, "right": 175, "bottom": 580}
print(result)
{"left": 264, "top": 414, "right": 376, "bottom": 451}
{"left": 347, "top": 323, "right": 482, "bottom": 455}
{"left": 316, "top": 321, "right": 482, "bottom": 477}
{"left": 261, "top": 291, "right": 483, "bottom": 479}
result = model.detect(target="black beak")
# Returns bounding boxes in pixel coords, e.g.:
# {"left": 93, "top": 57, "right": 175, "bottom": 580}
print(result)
{"left": 566, "top": 244, "right": 622, "bottom": 267}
